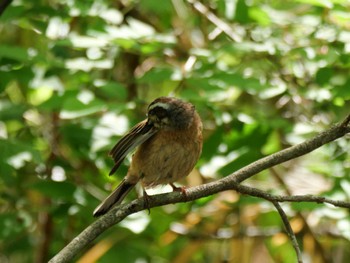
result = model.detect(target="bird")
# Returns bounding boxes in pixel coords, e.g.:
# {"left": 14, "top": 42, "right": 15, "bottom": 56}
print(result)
{"left": 93, "top": 97, "right": 203, "bottom": 217}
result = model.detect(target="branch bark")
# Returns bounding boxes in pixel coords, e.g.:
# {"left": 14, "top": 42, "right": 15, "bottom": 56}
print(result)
{"left": 273, "top": 202, "right": 303, "bottom": 263}
{"left": 234, "top": 184, "right": 350, "bottom": 208}
{"left": 49, "top": 115, "right": 350, "bottom": 263}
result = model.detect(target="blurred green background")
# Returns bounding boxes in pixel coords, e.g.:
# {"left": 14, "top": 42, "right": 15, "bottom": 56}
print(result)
{"left": 1, "top": 0, "right": 350, "bottom": 262}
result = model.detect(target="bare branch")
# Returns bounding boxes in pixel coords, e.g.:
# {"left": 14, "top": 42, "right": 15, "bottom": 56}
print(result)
{"left": 272, "top": 202, "right": 303, "bottom": 263}
{"left": 186, "top": 0, "right": 242, "bottom": 42}
{"left": 49, "top": 114, "right": 350, "bottom": 263}
{"left": 234, "top": 184, "right": 350, "bottom": 209}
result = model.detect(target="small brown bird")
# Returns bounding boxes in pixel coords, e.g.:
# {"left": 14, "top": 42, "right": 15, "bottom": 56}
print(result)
{"left": 93, "top": 97, "right": 203, "bottom": 217}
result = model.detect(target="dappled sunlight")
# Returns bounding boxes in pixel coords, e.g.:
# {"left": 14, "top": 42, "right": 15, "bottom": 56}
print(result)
{"left": 1, "top": 0, "right": 350, "bottom": 262}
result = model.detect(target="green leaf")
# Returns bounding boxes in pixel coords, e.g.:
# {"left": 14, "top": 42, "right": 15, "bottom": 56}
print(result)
{"left": 257, "top": 210, "right": 281, "bottom": 227}
{"left": 60, "top": 123, "right": 92, "bottom": 154}
{"left": 0, "top": 139, "right": 42, "bottom": 166}
{"left": 262, "top": 130, "right": 281, "bottom": 155}
{"left": 137, "top": 67, "right": 174, "bottom": 83}
{"left": 0, "top": 100, "right": 27, "bottom": 121}
{"left": 30, "top": 181, "right": 76, "bottom": 201}
{"left": 333, "top": 80, "right": 350, "bottom": 99}
{"left": 0, "top": 5, "right": 26, "bottom": 21}
{"left": 235, "top": 0, "right": 250, "bottom": 23}
{"left": 38, "top": 92, "right": 66, "bottom": 111}
{"left": 290, "top": 201, "right": 321, "bottom": 211}
{"left": 200, "top": 126, "right": 225, "bottom": 160}
{"left": 0, "top": 162, "right": 15, "bottom": 185}
{"left": 316, "top": 67, "right": 334, "bottom": 86}
{"left": 249, "top": 7, "right": 271, "bottom": 26}
{"left": 218, "top": 150, "right": 261, "bottom": 176}
{"left": 0, "top": 212, "right": 28, "bottom": 240}
{"left": 0, "top": 45, "right": 30, "bottom": 62}
{"left": 296, "top": 0, "right": 333, "bottom": 8}
{"left": 96, "top": 81, "right": 127, "bottom": 100}
{"left": 60, "top": 97, "right": 106, "bottom": 119}
{"left": 209, "top": 72, "right": 266, "bottom": 92}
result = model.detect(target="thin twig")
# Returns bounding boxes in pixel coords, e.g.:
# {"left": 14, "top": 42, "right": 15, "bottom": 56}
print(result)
{"left": 187, "top": 0, "right": 242, "bottom": 42}
{"left": 272, "top": 202, "right": 303, "bottom": 263}
{"left": 268, "top": 167, "right": 329, "bottom": 262}
{"left": 234, "top": 184, "right": 350, "bottom": 208}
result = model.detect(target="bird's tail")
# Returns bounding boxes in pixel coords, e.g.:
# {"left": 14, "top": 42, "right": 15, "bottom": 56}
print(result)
{"left": 93, "top": 179, "right": 135, "bottom": 217}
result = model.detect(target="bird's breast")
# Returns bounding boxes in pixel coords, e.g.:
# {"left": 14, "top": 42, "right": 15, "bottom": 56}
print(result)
{"left": 127, "top": 127, "right": 202, "bottom": 187}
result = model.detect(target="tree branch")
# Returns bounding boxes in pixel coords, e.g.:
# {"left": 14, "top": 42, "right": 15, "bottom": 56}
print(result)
{"left": 272, "top": 201, "right": 303, "bottom": 263}
{"left": 186, "top": 0, "right": 242, "bottom": 42}
{"left": 49, "top": 114, "right": 350, "bottom": 263}
{"left": 234, "top": 184, "right": 350, "bottom": 209}
{"left": 269, "top": 167, "right": 329, "bottom": 262}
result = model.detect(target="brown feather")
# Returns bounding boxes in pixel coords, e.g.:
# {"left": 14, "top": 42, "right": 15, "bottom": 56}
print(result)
{"left": 108, "top": 120, "right": 157, "bottom": 175}
{"left": 93, "top": 179, "right": 135, "bottom": 217}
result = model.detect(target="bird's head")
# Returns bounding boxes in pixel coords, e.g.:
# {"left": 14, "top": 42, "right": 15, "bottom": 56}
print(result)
{"left": 147, "top": 97, "right": 195, "bottom": 130}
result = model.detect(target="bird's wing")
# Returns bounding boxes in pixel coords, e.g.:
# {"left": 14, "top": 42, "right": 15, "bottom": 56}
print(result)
{"left": 108, "top": 119, "right": 157, "bottom": 175}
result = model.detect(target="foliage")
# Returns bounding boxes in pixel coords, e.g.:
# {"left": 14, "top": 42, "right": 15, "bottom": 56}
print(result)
{"left": 1, "top": 0, "right": 350, "bottom": 262}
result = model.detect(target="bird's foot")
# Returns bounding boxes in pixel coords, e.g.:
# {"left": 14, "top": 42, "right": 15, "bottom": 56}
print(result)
{"left": 170, "top": 183, "right": 187, "bottom": 200}
{"left": 143, "top": 189, "right": 151, "bottom": 214}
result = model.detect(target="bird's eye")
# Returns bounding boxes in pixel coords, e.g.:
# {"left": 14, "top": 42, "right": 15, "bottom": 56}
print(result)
{"left": 149, "top": 107, "right": 168, "bottom": 119}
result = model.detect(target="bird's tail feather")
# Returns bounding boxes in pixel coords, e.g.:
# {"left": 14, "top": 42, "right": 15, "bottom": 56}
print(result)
{"left": 93, "top": 179, "right": 135, "bottom": 217}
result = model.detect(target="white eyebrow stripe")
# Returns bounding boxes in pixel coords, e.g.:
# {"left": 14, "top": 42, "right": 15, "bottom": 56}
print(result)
{"left": 148, "top": 102, "right": 170, "bottom": 111}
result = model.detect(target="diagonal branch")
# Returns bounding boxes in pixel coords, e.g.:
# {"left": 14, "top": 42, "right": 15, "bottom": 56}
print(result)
{"left": 49, "top": 114, "right": 350, "bottom": 263}
{"left": 272, "top": 201, "right": 303, "bottom": 263}
{"left": 186, "top": 0, "right": 242, "bottom": 42}
{"left": 269, "top": 167, "right": 329, "bottom": 262}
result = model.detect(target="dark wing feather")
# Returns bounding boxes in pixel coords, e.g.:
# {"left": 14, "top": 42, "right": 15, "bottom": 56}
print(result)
{"left": 108, "top": 119, "right": 157, "bottom": 175}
